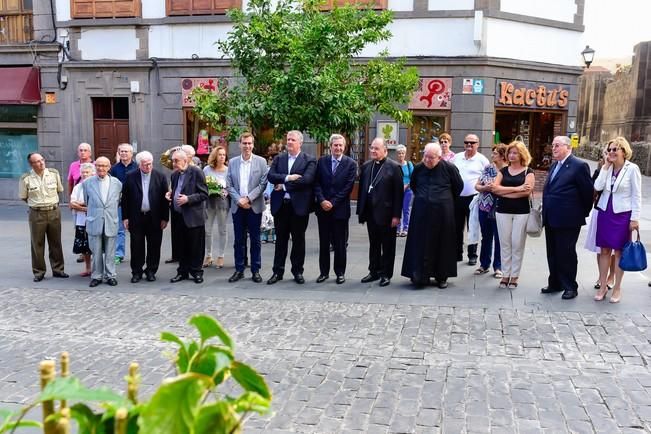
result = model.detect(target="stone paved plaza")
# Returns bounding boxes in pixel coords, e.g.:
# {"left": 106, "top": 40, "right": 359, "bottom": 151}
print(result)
{"left": 1, "top": 161, "right": 651, "bottom": 433}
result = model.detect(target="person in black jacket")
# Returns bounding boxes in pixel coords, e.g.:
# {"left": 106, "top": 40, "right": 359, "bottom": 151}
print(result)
{"left": 314, "top": 134, "right": 357, "bottom": 284}
{"left": 121, "top": 151, "right": 170, "bottom": 283}
{"left": 357, "top": 137, "right": 404, "bottom": 287}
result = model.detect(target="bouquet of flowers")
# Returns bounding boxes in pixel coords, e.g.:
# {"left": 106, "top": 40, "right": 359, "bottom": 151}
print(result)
{"left": 205, "top": 175, "right": 226, "bottom": 197}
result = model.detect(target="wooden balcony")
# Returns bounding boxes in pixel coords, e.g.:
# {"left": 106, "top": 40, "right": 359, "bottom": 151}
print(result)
{"left": 0, "top": 13, "right": 32, "bottom": 44}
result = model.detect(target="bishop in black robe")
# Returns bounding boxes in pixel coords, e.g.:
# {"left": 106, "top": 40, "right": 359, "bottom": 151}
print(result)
{"left": 401, "top": 144, "right": 463, "bottom": 288}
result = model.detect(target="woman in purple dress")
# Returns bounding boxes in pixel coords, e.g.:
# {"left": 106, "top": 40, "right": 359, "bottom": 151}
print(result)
{"left": 594, "top": 137, "right": 642, "bottom": 303}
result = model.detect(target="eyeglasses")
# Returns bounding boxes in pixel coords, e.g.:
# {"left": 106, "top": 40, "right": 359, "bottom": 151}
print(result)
{"left": 551, "top": 143, "right": 565, "bottom": 148}
{"left": 607, "top": 147, "right": 620, "bottom": 153}
{"left": 463, "top": 141, "right": 477, "bottom": 145}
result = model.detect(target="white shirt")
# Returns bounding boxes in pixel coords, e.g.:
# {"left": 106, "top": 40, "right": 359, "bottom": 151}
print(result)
{"left": 284, "top": 152, "right": 300, "bottom": 198}
{"left": 239, "top": 155, "right": 252, "bottom": 197}
{"left": 141, "top": 172, "right": 151, "bottom": 212}
{"left": 453, "top": 152, "right": 490, "bottom": 196}
{"left": 70, "top": 183, "right": 86, "bottom": 226}
{"left": 98, "top": 175, "right": 110, "bottom": 203}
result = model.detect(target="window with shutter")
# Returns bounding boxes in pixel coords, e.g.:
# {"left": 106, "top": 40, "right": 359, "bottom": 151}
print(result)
{"left": 71, "top": 0, "right": 141, "bottom": 19}
{"left": 166, "top": 0, "right": 241, "bottom": 16}
{"left": 0, "top": 0, "right": 33, "bottom": 44}
{"left": 320, "top": 0, "right": 387, "bottom": 10}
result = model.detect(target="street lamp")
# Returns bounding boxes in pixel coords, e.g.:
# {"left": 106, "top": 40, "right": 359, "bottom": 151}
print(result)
{"left": 581, "top": 45, "right": 595, "bottom": 68}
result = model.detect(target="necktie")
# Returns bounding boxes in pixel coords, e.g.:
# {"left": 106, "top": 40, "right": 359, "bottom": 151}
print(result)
{"left": 550, "top": 162, "right": 561, "bottom": 182}
{"left": 332, "top": 158, "right": 339, "bottom": 174}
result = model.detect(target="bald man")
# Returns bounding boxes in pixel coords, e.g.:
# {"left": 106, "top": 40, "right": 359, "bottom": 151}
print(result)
{"left": 83, "top": 156, "right": 123, "bottom": 287}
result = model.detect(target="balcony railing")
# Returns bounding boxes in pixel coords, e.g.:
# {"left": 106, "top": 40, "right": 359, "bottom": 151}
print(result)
{"left": 0, "top": 13, "right": 32, "bottom": 44}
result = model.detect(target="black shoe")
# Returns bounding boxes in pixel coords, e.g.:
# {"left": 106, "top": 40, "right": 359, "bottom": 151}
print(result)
{"left": 89, "top": 279, "right": 101, "bottom": 287}
{"left": 336, "top": 275, "right": 345, "bottom": 284}
{"left": 193, "top": 276, "right": 204, "bottom": 284}
{"left": 252, "top": 272, "right": 262, "bottom": 283}
{"left": 228, "top": 271, "right": 244, "bottom": 283}
{"left": 164, "top": 258, "right": 178, "bottom": 264}
{"left": 267, "top": 273, "right": 283, "bottom": 285}
{"left": 53, "top": 272, "right": 69, "bottom": 278}
{"left": 131, "top": 274, "right": 142, "bottom": 283}
{"left": 540, "top": 286, "right": 563, "bottom": 294}
{"left": 145, "top": 272, "right": 156, "bottom": 282}
{"left": 561, "top": 289, "right": 578, "bottom": 300}
{"left": 361, "top": 273, "right": 380, "bottom": 283}
{"left": 170, "top": 274, "right": 187, "bottom": 283}
{"left": 467, "top": 258, "right": 477, "bottom": 266}
{"left": 379, "top": 277, "right": 391, "bottom": 287}
{"left": 106, "top": 278, "right": 118, "bottom": 286}
{"left": 411, "top": 278, "right": 427, "bottom": 289}
{"left": 457, "top": 255, "right": 463, "bottom": 262}
{"left": 33, "top": 275, "right": 44, "bottom": 282}
{"left": 76, "top": 255, "right": 84, "bottom": 263}
{"left": 316, "top": 274, "right": 329, "bottom": 283}
{"left": 294, "top": 274, "right": 305, "bottom": 284}
{"left": 437, "top": 279, "right": 448, "bottom": 289}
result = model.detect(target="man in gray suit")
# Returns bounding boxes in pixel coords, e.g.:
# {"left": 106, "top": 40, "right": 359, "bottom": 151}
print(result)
{"left": 226, "top": 132, "right": 268, "bottom": 283}
{"left": 83, "top": 156, "right": 123, "bottom": 287}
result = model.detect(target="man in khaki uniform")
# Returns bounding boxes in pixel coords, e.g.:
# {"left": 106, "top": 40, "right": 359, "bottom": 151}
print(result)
{"left": 19, "top": 153, "right": 69, "bottom": 282}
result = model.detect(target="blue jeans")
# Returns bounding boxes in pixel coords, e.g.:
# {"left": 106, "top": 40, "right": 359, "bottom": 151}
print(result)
{"left": 478, "top": 209, "right": 501, "bottom": 271}
{"left": 400, "top": 188, "right": 413, "bottom": 232}
{"left": 115, "top": 206, "right": 125, "bottom": 259}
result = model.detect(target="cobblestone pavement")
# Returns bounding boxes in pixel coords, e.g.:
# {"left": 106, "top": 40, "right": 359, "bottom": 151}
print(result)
{"left": 2, "top": 287, "right": 651, "bottom": 433}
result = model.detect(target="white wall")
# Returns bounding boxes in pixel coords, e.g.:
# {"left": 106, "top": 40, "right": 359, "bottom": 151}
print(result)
{"left": 77, "top": 27, "right": 140, "bottom": 60}
{"left": 142, "top": 1, "right": 166, "bottom": 19}
{"left": 485, "top": 18, "right": 582, "bottom": 66}
{"left": 500, "top": 0, "right": 576, "bottom": 23}
{"left": 388, "top": 0, "right": 413, "bottom": 12}
{"left": 428, "top": 0, "right": 474, "bottom": 11}
{"left": 360, "top": 18, "right": 479, "bottom": 57}
{"left": 56, "top": 0, "right": 71, "bottom": 21}
{"left": 149, "top": 24, "right": 231, "bottom": 59}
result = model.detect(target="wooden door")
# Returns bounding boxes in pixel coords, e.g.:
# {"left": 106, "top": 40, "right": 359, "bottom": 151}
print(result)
{"left": 92, "top": 97, "right": 130, "bottom": 160}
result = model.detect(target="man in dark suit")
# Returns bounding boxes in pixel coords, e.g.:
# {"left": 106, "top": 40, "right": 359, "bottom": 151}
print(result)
{"left": 121, "top": 151, "right": 169, "bottom": 283}
{"left": 541, "top": 135, "right": 594, "bottom": 299}
{"left": 267, "top": 130, "right": 317, "bottom": 284}
{"left": 357, "top": 137, "right": 404, "bottom": 287}
{"left": 314, "top": 134, "right": 357, "bottom": 284}
{"left": 167, "top": 150, "right": 208, "bottom": 284}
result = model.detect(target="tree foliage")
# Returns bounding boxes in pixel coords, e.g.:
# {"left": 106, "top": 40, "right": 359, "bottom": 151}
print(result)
{"left": 194, "top": 0, "right": 419, "bottom": 144}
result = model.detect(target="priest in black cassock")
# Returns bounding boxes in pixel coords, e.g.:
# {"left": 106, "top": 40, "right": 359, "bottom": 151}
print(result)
{"left": 401, "top": 142, "right": 464, "bottom": 289}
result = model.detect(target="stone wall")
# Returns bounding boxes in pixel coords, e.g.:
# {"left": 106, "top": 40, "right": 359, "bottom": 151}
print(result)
{"left": 574, "top": 141, "right": 651, "bottom": 176}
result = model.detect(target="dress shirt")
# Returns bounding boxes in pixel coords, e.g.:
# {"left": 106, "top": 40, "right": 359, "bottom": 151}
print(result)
{"left": 19, "top": 168, "right": 63, "bottom": 208}
{"left": 98, "top": 175, "right": 110, "bottom": 203}
{"left": 141, "top": 172, "right": 151, "bottom": 212}
{"left": 284, "top": 152, "right": 300, "bottom": 198}
{"left": 173, "top": 172, "right": 186, "bottom": 213}
{"left": 239, "top": 156, "right": 252, "bottom": 197}
{"left": 550, "top": 155, "right": 569, "bottom": 182}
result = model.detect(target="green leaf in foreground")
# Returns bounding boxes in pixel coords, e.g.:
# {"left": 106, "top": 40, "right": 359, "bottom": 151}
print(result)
{"left": 192, "top": 402, "right": 240, "bottom": 434}
{"left": 189, "top": 314, "right": 234, "bottom": 349}
{"left": 38, "top": 377, "right": 126, "bottom": 405}
{"left": 230, "top": 361, "right": 271, "bottom": 400}
{"left": 138, "top": 373, "right": 211, "bottom": 434}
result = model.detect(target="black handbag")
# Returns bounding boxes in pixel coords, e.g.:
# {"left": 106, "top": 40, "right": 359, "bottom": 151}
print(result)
{"left": 619, "top": 230, "right": 647, "bottom": 272}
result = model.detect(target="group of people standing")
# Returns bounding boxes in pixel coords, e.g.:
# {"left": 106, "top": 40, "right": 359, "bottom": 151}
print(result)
{"left": 19, "top": 130, "right": 642, "bottom": 301}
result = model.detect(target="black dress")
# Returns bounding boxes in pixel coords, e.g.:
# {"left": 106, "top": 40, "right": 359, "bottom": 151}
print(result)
{"left": 401, "top": 161, "right": 464, "bottom": 284}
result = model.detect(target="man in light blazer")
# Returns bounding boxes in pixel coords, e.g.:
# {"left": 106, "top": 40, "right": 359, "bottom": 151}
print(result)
{"left": 541, "top": 136, "right": 594, "bottom": 300}
{"left": 168, "top": 150, "right": 208, "bottom": 284}
{"left": 314, "top": 133, "right": 357, "bottom": 284}
{"left": 83, "top": 156, "right": 123, "bottom": 287}
{"left": 267, "top": 130, "right": 317, "bottom": 284}
{"left": 226, "top": 132, "right": 268, "bottom": 283}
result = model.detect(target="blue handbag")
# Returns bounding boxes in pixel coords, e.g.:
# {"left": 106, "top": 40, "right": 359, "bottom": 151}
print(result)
{"left": 619, "top": 230, "right": 647, "bottom": 272}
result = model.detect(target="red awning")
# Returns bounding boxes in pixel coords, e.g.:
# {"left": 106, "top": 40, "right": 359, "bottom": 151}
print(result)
{"left": 0, "top": 67, "right": 41, "bottom": 105}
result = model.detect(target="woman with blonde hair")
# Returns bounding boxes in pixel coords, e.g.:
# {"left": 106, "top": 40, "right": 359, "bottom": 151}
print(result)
{"left": 203, "top": 146, "right": 230, "bottom": 268}
{"left": 438, "top": 133, "right": 455, "bottom": 161}
{"left": 594, "top": 137, "right": 642, "bottom": 303}
{"left": 491, "top": 141, "right": 535, "bottom": 289}
{"left": 395, "top": 144, "right": 414, "bottom": 237}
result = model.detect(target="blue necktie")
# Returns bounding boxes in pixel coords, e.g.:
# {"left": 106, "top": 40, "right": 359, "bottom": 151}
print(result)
{"left": 332, "top": 158, "right": 339, "bottom": 174}
{"left": 550, "top": 163, "right": 561, "bottom": 182}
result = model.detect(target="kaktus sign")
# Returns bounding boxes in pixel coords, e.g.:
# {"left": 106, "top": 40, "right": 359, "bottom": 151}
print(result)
{"left": 496, "top": 80, "right": 569, "bottom": 109}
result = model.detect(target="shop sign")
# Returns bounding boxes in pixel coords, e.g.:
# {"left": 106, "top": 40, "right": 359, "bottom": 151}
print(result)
{"left": 181, "top": 78, "right": 221, "bottom": 107}
{"left": 409, "top": 77, "right": 452, "bottom": 110}
{"left": 496, "top": 80, "right": 569, "bottom": 109}
{"left": 462, "top": 78, "right": 484, "bottom": 94}
{"left": 377, "top": 120, "right": 399, "bottom": 148}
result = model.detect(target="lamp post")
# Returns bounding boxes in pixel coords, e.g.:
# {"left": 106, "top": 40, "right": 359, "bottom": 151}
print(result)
{"left": 581, "top": 45, "right": 595, "bottom": 68}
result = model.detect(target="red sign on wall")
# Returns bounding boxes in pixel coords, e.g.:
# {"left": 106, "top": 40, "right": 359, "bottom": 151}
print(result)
{"left": 408, "top": 77, "right": 452, "bottom": 110}
{"left": 181, "top": 78, "right": 220, "bottom": 107}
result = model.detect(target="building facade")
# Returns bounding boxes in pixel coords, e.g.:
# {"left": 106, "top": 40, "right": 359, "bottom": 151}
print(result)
{"left": 0, "top": 0, "right": 585, "bottom": 199}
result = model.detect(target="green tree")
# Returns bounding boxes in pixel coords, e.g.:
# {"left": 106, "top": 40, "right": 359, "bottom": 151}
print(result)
{"left": 193, "top": 0, "right": 419, "bottom": 146}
